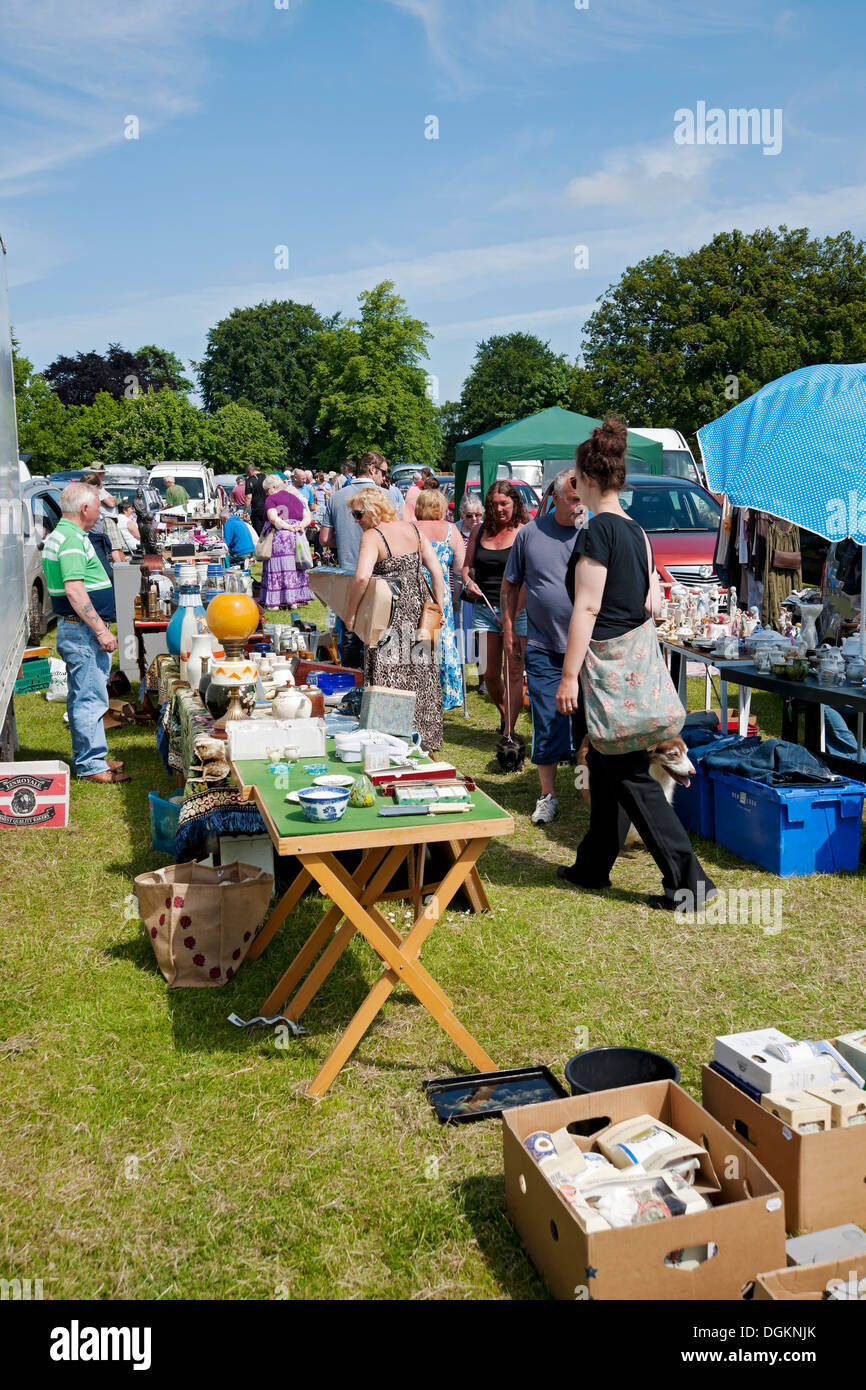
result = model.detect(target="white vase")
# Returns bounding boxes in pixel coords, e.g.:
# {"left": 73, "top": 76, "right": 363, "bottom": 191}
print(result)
{"left": 185, "top": 634, "right": 213, "bottom": 696}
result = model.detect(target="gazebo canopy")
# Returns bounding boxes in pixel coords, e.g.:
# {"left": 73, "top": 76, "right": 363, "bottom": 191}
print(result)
{"left": 453, "top": 406, "right": 662, "bottom": 507}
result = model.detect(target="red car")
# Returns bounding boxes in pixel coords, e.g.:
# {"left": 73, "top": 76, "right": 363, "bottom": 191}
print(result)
{"left": 541, "top": 474, "right": 722, "bottom": 589}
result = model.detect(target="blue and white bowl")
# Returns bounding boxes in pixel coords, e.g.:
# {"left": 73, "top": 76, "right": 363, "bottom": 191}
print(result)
{"left": 297, "top": 785, "right": 350, "bottom": 823}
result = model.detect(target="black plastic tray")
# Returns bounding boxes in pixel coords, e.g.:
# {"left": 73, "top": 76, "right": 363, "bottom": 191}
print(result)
{"left": 423, "top": 1066, "right": 567, "bottom": 1124}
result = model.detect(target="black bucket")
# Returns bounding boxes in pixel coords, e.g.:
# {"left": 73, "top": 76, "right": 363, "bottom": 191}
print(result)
{"left": 564, "top": 1046, "right": 680, "bottom": 1095}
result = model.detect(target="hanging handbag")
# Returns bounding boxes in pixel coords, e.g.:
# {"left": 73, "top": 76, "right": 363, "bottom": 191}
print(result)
{"left": 295, "top": 529, "right": 314, "bottom": 570}
{"left": 413, "top": 526, "right": 442, "bottom": 641}
{"left": 254, "top": 523, "right": 273, "bottom": 561}
{"left": 772, "top": 548, "right": 801, "bottom": 571}
{"left": 580, "top": 618, "right": 685, "bottom": 754}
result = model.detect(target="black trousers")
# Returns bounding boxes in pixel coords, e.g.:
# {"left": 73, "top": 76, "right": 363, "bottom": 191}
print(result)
{"left": 569, "top": 745, "right": 716, "bottom": 904}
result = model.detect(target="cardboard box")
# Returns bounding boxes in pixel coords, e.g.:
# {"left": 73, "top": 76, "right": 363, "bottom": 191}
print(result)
{"left": 702, "top": 1064, "right": 866, "bottom": 1233}
{"left": 786, "top": 1223, "right": 866, "bottom": 1266}
{"left": 754, "top": 1252, "right": 866, "bottom": 1301}
{"left": 806, "top": 1083, "right": 866, "bottom": 1129}
{"left": 761, "top": 1089, "right": 831, "bottom": 1133}
{"left": 0, "top": 761, "right": 70, "bottom": 829}
{"left": 835, "top": 1031, "right": 866, "bottom": 1077}
{"left": 503, "top": 1080, "right": 785, "bottom": 1300}
{"left": 308, "top": 569, "right": 396, "bottom": 647}
{"left": 714, "top": 1029, "right": 836, "bottom": 1094}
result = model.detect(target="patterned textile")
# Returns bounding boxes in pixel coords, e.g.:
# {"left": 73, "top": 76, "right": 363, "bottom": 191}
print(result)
{"left": 424, "top": 524, "right": 464, "bottom": 711}
{"left": 762, "top": 521, "right": 802, "bottom": 630}
{"left": 365, "top": 534, "right": 444, "bottom": 751}
{"left": 175, "top": 788, "right": 267, "bottom": 863}
{"left": 580, "top": 618, "right": 684, "bottom": 755}
{"left": 260, "top": 492, "right": 314, "bottom": 607}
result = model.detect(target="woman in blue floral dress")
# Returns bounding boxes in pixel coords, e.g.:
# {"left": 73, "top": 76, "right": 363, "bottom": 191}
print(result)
{"left": 414, "top": 487, "right": 465, "bottom": 710}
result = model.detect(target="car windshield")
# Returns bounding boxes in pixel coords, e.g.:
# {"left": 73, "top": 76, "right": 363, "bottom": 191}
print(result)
{"left": 661, "top": 450, "right": 699, "bottom": 482}
{"left": 619, "top": 484, "right": 720, "bottom": 532}
{"left": 150, "top": 475, "right": 207, "bottom": 500}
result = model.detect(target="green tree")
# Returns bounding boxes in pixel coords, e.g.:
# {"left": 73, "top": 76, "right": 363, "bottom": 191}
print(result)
{"left": 136, "top": 344, "right": 195, "bottom": 396}
{"left": 196, "top": 300, "right": 335, "bottom": 462}
{"left": 13, "top": 338, "right": 78, "bottom": 471}
{"left": 201, "top": 402, "right": 286, "bottom": 473}
{"left": 103, "top": 391, "right": 205, "bottom": 468}
{"left": 43, "top": 342, "right": 180, "bottom": 405}
{"left": 314, "top": 281, "right": 440, "bottom": 468}
{"left": 452, "top": 333, "right": 577, "bottom": 448}
{"left": 66, "top": 392, "right": 127, "bottom": 465}
{"left": 577, "top": 225, "right": 866, "bottom": 435}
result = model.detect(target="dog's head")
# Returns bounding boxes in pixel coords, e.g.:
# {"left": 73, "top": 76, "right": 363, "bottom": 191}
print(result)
{"left": 495, "top": 732, "right": 526, "bottom": 774}
{"left": 648, "top": 735, "right": 695, "bottom": 787}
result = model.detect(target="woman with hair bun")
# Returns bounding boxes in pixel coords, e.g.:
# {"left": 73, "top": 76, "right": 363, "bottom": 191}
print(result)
{"left": 555, "top": 417, "right": 716, "bottom": 910}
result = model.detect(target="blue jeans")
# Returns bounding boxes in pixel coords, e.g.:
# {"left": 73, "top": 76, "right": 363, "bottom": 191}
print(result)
{"left": 56, "top": 619, "right": 111, "bottom": 777}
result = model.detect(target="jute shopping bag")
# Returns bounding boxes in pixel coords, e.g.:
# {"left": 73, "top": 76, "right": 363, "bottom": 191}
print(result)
{"left": 135, "top": 860, "right": 273, "bottom": 987}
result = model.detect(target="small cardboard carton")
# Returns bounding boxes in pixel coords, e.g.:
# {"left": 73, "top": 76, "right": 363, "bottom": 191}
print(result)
{"left": 714, "top": 1028, "right": 836, "bottom": 1094}
{"left": 702, "top": 1064, "right": 866, "bottom": 1233}
{"left": 834, "top": 1031, "right": 866, "bottom": 1078}
{"left": 503, "top": 1080, "right": 785, "bottom": 1301}
{"left": 0, "top": 760, "right": 70, "bottom": 829}
{"left": 754, "top": 1251, "right": 866, "bottom": 1301}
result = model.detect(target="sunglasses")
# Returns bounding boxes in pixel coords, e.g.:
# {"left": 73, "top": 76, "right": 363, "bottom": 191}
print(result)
{"left": 351, "top": 509, "right": 365, "bottom": 520}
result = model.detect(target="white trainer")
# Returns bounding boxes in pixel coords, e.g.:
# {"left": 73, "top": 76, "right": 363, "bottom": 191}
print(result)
{"left": 531, "top": 794, "right": 560, "bottom": 825}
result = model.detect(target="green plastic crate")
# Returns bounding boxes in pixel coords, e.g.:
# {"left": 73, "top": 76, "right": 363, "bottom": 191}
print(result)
{"left": 14, "top": 658, "right": 51, "bottom": 694}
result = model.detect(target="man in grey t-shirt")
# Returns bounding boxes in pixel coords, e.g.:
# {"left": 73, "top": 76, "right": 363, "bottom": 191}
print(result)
{"left": 502, "top": 469, "right": 587, "bottom": 825}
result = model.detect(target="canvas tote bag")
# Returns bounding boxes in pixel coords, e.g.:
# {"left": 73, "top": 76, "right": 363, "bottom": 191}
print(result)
{"left": 579, "top": 526, "right": 684, "bottom": 755}
{"left": 135, "top": 860, "right": 274, "bottom": 987}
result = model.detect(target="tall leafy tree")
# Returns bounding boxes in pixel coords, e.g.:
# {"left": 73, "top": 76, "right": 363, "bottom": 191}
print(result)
{"left": 201, "top": 402, "right": 286, "bottom": 473}
{"left": 452, "top": 333, "right": 577, "bottom": 449}
{"left": 136, "top": 344, "right": 195, "bottom": 396}
{"left": 196, "top": 300, "right": 335, "bottom": 462}
{"left": 576, "top": 226, "right": 866, "bottom": 434}
{"left": 103, "top": 391, "right": 205, "bottom": 468}
{"left": 13, "top": 338, "right": 77, "bottom": 471}
{"left": 43, "top": 342, "right": 182, "bottom": 406}
{"left": 314, "top": 281, "right": 440, "bottom": 468}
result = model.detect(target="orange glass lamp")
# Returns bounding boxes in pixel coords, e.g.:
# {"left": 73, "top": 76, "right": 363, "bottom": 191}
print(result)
{"left": 206, "top": 593, "right": 260, "bottom": 723}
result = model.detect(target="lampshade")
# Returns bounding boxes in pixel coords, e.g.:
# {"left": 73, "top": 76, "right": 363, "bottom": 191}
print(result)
{"left": 206, "top": 592, "right": 259, "bottom": 645}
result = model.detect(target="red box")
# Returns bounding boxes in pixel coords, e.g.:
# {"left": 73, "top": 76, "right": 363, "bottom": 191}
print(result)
{"left": 0, "top": 761, "right": 70, "bottom": 829}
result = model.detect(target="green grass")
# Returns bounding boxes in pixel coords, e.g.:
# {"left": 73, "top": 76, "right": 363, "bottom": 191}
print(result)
{"left": 2, "top": 614, "right": 865, "bottom": 1299}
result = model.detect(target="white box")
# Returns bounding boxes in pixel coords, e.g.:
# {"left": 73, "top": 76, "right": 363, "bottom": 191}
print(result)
{"left": 226, "top": 718, "right": 326, "bottom": 761}
{"left": 217, "top": 834, "right": 275, "bottom": 878}
{"left": 714, "top": 1029, "right": 836, "bottom": 1095}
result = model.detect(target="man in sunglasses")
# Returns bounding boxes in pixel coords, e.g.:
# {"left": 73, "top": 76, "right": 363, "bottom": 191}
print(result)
{"left": 318, "top": 450, "right": 404, "bottom": 666}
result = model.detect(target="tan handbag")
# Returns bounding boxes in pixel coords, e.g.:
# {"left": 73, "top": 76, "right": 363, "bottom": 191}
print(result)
{"left": 134, "top": 860, "right": 274, "bottom": 987}
{"left": 254, "top": 526, "right": 273, "bottom": 560}
{"left": 414, "top": 526, "right": 442, "bottom": 641}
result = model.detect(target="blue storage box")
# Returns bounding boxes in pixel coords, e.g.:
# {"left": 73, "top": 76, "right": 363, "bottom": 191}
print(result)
{"left": 674, "top": 763, "right": 715, "bottom": 839}
{"left": 710, "top": 770, "right": 866, "bottom": 876}
{"left": 306, "top": 670, "right": 356, "bottom": 696}
{"left": 149, "top": 791, "right": 184, "bottom": 855}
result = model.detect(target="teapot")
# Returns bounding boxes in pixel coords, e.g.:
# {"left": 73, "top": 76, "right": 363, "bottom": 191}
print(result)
{"left": 843, "top": 654, "right": 866, "bottom": 685}
{"left": 271, "top": 688, "right": 312, "bottom": 720}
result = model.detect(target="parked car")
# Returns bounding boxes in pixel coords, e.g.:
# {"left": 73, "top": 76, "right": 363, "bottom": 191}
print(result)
{"left": 48, "top": 469, "right": 85, "bottom": 485}
{"left": 21, "top": 479, "right": 64, "bottom": 641}
{"left": 148, "top": 461, "right": 218, "bottom": 506}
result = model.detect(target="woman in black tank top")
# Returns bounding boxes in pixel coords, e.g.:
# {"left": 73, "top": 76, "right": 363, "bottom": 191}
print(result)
{"left": 554, "top": 419, "right": 717, "bottom": 910}
{"left": 461, "top": 482, "right": 530, "bottom": 734}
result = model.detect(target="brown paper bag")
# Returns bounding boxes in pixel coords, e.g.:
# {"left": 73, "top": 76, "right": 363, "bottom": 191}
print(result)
{"left": 134, "top": 860, "right": 274, "bottom": 987}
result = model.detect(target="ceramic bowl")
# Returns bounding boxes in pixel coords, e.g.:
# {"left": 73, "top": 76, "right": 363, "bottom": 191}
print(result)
{"left": 297, "top": 786, "right": 350, "bottom": 822}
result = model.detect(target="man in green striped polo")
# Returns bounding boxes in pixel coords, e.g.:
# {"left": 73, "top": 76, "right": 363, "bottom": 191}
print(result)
{"left": 42, "top": 483, "right": 130, "bottom": 784}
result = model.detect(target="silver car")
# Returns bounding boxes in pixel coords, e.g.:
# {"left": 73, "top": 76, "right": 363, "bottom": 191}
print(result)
{"left": 21, "top": 480, "right": 63, "bottom": 642}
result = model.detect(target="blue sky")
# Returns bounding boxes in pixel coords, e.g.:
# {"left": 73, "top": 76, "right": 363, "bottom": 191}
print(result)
{"left": 3, "top": 0, "right": 866, "bottom": 409}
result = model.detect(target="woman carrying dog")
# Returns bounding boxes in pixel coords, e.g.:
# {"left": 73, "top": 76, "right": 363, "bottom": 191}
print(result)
{"left": 461, "top": 481, "right": 528, "bottom": 735}
{"left": 555, "top": 418, "right": 716, "bottom": 910}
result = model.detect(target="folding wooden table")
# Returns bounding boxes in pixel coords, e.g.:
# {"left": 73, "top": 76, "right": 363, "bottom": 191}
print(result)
{"left": 230, "top": 755, "right": 514, "bottom": 1096}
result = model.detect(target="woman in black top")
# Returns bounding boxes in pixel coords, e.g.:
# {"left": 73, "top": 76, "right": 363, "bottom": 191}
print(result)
{"left": 462, "top": 481, "right": 529, "bottom": 734}
{"left": 556, "top": 418, "right": 716, "bottom": 909}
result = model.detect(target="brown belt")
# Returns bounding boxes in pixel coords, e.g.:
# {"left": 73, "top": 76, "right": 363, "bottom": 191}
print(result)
{"left": 59, "top": 615, "right": 81, "bottom": 623}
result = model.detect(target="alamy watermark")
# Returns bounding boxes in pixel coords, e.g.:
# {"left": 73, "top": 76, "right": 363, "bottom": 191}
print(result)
{"left": 673, "top": 884, "right": 783, "bottom": 934}
{"left": 674, "top": 102, "right": 783, "bottom": 156}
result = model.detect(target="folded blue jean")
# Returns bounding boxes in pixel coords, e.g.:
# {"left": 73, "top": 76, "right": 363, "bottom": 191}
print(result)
{"left": 695, "top": 735, "right": 763, "bottom": 768}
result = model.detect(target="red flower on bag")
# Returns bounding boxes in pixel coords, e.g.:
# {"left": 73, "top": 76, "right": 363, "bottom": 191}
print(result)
{"left": 226, "top": 967, "right": 234, "bottom": 980}
{"left": 164, "top": 897, "right": 171, "bottom": 908}
{"left": 159, "top": 913, "right": 165, "bottom": 926}
{"left": 624, "top": 699, "right": 636, "bottom": 712}
{"left": 209, "top": 966, "right": 220, "bottom": 979}
{"left": 180, "top": 914, "right": 191, "bottom": 927}
{"left": 184, "top": 936, "right": 195, "bottom": 948}
{"left": 232, "top": 948, "right": 241, "bottom": 960}
{"left": 243, "top": 931, "right": 251, "bottom": 942}
{"left": 193, "top": 953, "right": 205, "bottom": 966}
{"left": 150, "top": 927, "right": 158, "bottom": 939}
{"left": 173, "top": 896, "right": 184, "bottom": 907}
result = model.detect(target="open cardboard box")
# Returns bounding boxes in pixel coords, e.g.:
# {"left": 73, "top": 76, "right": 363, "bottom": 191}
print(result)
{"left": 754, "top": 1251, "right": 866, "bottom": 1301}
{"left": 503, "top": 1080, "right": 785, "bottom": 1301}
{"left": 702, "top": 1064, "right": 866, "bottom": 1233}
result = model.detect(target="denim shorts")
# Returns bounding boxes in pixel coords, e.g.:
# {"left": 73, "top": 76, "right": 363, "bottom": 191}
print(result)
{"left": 524, "top": 644, "right": 586, "bottom": 765}
{"left": 472, "top": 603, "right": 527, "bottom": 636}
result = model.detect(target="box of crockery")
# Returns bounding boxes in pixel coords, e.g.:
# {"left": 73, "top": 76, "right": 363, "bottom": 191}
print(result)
{"left": 503, "top": 1080, "right": 785, "bottom": 1300}
{"left": 0, "top": 761, "right": 70, "bottom": 829}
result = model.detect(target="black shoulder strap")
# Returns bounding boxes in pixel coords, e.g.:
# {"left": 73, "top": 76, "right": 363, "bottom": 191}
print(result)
{"left": 374, "top": 526, "right": 393, "bottom": 557}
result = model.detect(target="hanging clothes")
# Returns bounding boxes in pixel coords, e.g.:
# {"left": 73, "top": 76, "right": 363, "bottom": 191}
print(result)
{"left": 762, "top": 520, "right": 802, "bottom": 630}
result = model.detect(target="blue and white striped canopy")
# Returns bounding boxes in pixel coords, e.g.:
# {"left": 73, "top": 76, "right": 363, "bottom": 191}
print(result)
{"left": 697, "top": 364, "right": 866, "bottom": 545}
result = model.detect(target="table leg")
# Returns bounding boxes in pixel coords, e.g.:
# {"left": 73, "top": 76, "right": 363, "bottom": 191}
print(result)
{"left": 719, "top": 675, "right": 728, "bottom": 732}
{"left": 704, "top": 664, "right": 711, "bottom": 712}
{"left": 447, "top": 839, "right": 490, "bottom": 913}
{"left": 739, "top": 685, "right": 752, "bottom": 737}
{"left": 803, "top": 702, "right": 821, "bottom": 754}
{"left": 304, "top": 843, "right": 495, "bottom": 1096}
{"left": 858, "top": 713, "right": 864, "bottom": 764}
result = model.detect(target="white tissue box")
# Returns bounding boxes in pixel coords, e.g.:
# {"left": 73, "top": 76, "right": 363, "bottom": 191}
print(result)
{"left": 714, "top": 1029, "right": 836, "bottom": 1095}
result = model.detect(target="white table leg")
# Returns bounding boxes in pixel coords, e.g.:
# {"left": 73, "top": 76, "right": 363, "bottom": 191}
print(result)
{"left": 704, "top": 663, "right": 711, "bottom": 711}
{"left": 819, "top": 705, "right": 826, "bottom": 754}
{"left": 739, "top": 685, "right": 752, "bottom": 738}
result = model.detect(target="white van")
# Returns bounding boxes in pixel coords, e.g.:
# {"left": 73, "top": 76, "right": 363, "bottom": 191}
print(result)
{"left": 630, "top": 428, "right": 705, "bottom": 487}
{"left": 148, "top": 461, "right": 218, "bottom": 507}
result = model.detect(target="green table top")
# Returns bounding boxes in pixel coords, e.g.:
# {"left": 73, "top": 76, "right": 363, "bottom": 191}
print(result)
{"left": 233, "top": 743, "right": 512, "bottom": 849}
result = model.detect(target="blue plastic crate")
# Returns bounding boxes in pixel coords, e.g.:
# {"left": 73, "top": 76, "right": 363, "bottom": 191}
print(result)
{"left": 306, "top": 670, "right": 356, "bottom": 696}
{"left": 674, "top": 763, "right": 715, "bottom": 839}
{"left": 709, "top": 770, "right": 866, "bottom": 876}
{"left": 148, "top": 791, "right": 184, "bottom": 855}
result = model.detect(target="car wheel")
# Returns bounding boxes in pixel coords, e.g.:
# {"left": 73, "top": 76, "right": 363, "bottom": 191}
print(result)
{"left": 28, "top": 583, "right": 44, "bottom": 644}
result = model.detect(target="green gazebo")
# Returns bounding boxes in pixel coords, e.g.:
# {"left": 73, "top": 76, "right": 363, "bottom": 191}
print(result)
{"left": 453, "top": 407, "right": 662, "bottom": 506}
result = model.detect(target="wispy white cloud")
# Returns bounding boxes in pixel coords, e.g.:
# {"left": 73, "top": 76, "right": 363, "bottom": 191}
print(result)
{"left": 567, "top": 138, "right": 726, "bottom": 209}
{"left": 0, "top": 0, "right": 275, "bottom": 191}
{"left": 431, "top": 303, "right": 595, "bottom": 341}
